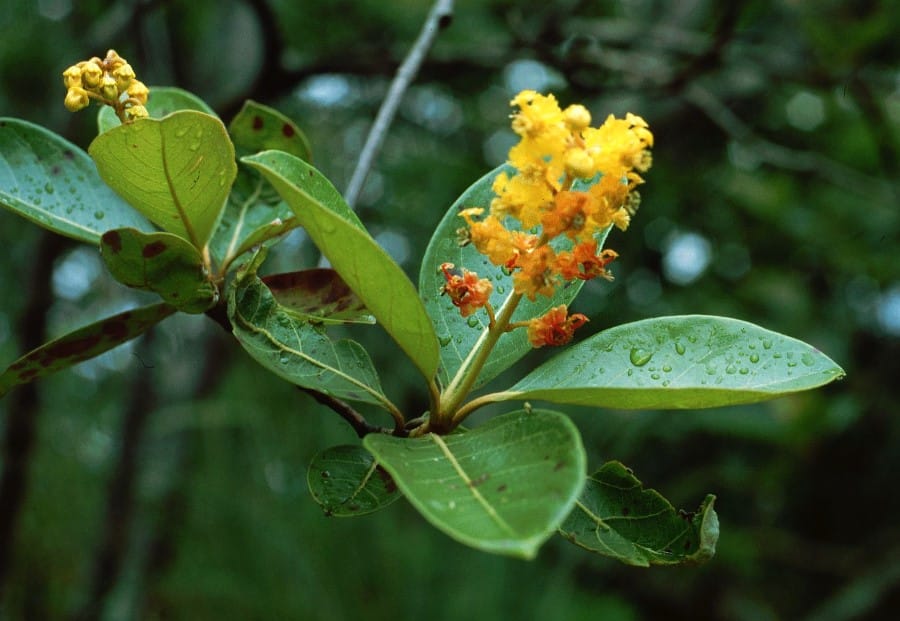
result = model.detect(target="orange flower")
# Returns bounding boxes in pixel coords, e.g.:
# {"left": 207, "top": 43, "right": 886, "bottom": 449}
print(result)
{"left": 555, "top": 241, "right": 618, "bottom": 281}
{"left": 512, "top": 245, "right": 558, "bottom": 300}
{"left": 527, "top": 305, "right": 589, "bottom": 348}
{"left": 440, "top": 263, "right": 493, "bottom": 318}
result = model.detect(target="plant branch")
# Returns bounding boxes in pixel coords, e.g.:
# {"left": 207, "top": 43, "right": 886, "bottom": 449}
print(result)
{"left": 343, "top": 0, "right": 455, "bottom": 209}
{"left": 299, "top": 388, "right": 398, "bottom": 438}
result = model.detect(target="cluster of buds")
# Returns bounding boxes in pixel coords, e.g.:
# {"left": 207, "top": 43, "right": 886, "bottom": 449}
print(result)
{"left": 448, "top": 90, "right": 653, "bottom": 348}
{"left": 62, "top": 49, "right": 149, "bottom": 122}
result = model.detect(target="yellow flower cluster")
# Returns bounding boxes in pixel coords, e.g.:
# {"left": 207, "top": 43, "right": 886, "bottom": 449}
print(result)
{"left": 461, "top": 90, "right": 653, "bottom": 301}
{"left": 62, "top": 50, "right": 149, "bottom": 122}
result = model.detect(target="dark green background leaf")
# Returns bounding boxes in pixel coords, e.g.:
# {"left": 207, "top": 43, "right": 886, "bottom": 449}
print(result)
{"left": 100, "top": 227, "right": 218, "bottom": 313}
{"left": 0, "top": 303, "right": 176, "bottom": 398}
{"left": 307, "top": 445, "right": 400, "bottom": 517}
{"left": 0, "top": 118, "right": 152, "bottom": 244}
{"left": 364, "top": 409, "right": 586, "bottom": 559}
{"left": 560, "top": 461, "right": 718, "bottom": 566}
{"left": 502, "top": 315, "right": 845, "bottom": 409}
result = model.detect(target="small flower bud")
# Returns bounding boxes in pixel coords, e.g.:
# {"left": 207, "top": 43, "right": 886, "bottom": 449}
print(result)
{"left": 564, "top": 148, "right": 594, "bottom": 179}
{"left": 113, "top": 63, "right": 135, "bottom": 91}
{"left": 80, "top": 61, "right": 103, "bottom": 88}
{"left": 62, "top": 65, "right": 82, "bottom": 89}
{"left": 127, "top": 80, "right": 149, "bottom": 105}
{"left": 564, "top": 104, "right": 591, "bottom": 130}
{"left": 99, "top": 75, "right": 118, "bottom": 100}
{"left": 125, "top": 105, "right": 149, "bottom": 120}
{"left": 64, "top": 87, "right": 90, "bottom": 112}
{"left": 104, "top": 49, "right": 124, "bottom": 70}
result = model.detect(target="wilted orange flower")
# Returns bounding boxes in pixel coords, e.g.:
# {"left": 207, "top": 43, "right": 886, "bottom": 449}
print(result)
{"left": 440, "top": 263, "right": 493, "bottom": 317}
{"left": 527, "top": 305, "right": 589, "bottom": 348}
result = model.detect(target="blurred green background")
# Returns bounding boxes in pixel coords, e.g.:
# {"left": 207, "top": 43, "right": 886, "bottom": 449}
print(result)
{"left": 1, "top": 0, "right": 898, "bottom": 619}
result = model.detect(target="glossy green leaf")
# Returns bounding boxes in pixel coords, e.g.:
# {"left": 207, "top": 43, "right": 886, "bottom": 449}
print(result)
{"left": 0, "top": 303, "right": 176, "bottom": 398}
{"left": 419, "top": 165, "right": 611, "bottom": 389}
{"left": 89, "top": 110, "right": 237, "bottom": 248}
{"left": 208, "top": 166, "right": 297, "bottom": 272}
{"left": 499, "top": 315, "right": 845, "bottom": 409}
{"left": 228, "top": 268, "right": 393, "bottom": 409}
{"left": 560, "top": 461, "right": 718, "bottom": 566}
{"left": 364, "top": 409, "right": 586, "bottom": 559}
{"left": 228, "top": 99, "right": 312, "bottom": 161}
{"left": 100, "top": 227, "right": 218, "bottom": 313}
{"left": 97, "top": 86, "right": 217, "bottom": 134}
{"left": 307, "top": 445, "right": 400, "bottom": 517}
{"left": 0, "top": 118, "right": 152, "bottom": 244}
{"left": 262, "top": 269, "right": 374, "bottom": 325}
{"left": 242, "top": 150, "right": 439, "bottom": 381}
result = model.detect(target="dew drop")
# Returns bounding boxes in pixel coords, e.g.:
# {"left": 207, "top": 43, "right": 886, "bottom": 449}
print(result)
{"left": 749, "top": 353, "right": 760, "bottom": 363}
{"left": 763, "top": 339, "right": 773, "bottom": 350}
{"left": 466, "top": 316, "right": 479, "bottom": 328}
{"left": 675, "top": 341, "right": 686, "bottom": 355}
{"left": 44, "top": 182, "right": 54, "bottom": 194}
{"left": 629, "top": 347, "right": 653, "bottom": 367}
{"left": 662, "top": 380, "right": 670, "bottom": 387}
{"left": 279, "top": 353, "right": 290, "bottom": 364}
{"left": 627, "top": 368, "right": 633, "bottom": 376}
{"left": 93, "top": 211, "right": 105, "bottom": 220}
{"left": 497, "top": 285, "right": 506, "bottom": 294}
{"left": 439, "top": 336, "right": 452, "bottom": 347}
{"left": 801, "top": 352, "right": 816, "bottom": 367}
{"left": 725, "top": 364, "right": 737, "bottom": 374}
{"left": 662, "top": 364, "right": 672, "bottom": 373}
{"left": 787, "top": 361, "right": 798, "bottom": 368}
{"left": 175, "top": 127, "right": 190, "bottom": 137}
{"left": 739, "top": 367, "right": 750, "bottom": 375}
{"left": 687, "top": 335, "right": 698, "bottom": 343}
{"left": 188, "top": 142, "right": 201, "bottom": 151}
{"left": 651, "top": 372, "right": 661, "bottom": 380}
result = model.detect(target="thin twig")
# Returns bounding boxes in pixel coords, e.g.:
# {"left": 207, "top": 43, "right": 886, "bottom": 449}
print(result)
{"left": 343, "top": 0, "right": 455, "bottom": 209}
{"left": 299, "top": 388, "right": 397, "bottom": 438}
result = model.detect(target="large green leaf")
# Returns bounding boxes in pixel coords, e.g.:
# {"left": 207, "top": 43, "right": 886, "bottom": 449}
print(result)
{"left": 228, "top": 99, "right": 312, "bottom": 162}
{"left": 0, "top": 118, "right": 152, "bottom": 244}
{"left": 89, "top": 110, "right": 237, "bottom": 248}
{"left": 100, "top": 227, "right": 218, "bottom": 313}
{"left": 419, "top": 165, "right": 611, "bottom": 389}
{"left": 228, "top": 268, "right": 393, "bottom": 409}
{"left": 0, "top": 303, "right": 176, "bottom": 398}
{"left": 307, "top": 445, "right": 400, "bottom": 517}
{"left": 560, "top": 461, "right": 718, "bottom": 566}
{"left": 499, "top": 315, "right": 845, "bottom": 409}
{"left": 97, "top": 86, "right": 217, "bottom": 134}
{"left": 241, "top": 150, "right": 439, "bottom": 381}
{"left": 364, "top": 409, "right": 586, "bottom": 559}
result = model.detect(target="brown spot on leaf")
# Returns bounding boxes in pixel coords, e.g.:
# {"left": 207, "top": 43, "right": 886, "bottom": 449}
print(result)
{"left": 51, "top": 165, "right": 61, "bottom": 176}
{"left": 282, "top": 123, "right": 295, "bottom": 138}
{"left": 9, "top": 361, "right": 27, "bottom": 371}
{"left": 376, "top": 466, "right": 397, "bottom": 494}
{"left": 46, "top": 334, "right": 102, "bottom": 360}
{"left": 554, "top": 461, "right": 566, "bottom": 471}
{"left": 19, "top": 369, "right": 39, "bottom": 381}
{"left": 622, "top": 507, "right": 630, "bottom": 516}
{"left": 102, "top": 230, "right": 122, "bottom": 253}
{"left": 496, "top": 484, "right": 508, "bottom": 493}
{"left": 252, "top": 115, "right": 264, "bottom": 130}
{"left": 102, "top": 320, "right": 129, "bottom": 340}
{"left": 63, "top": 149, "right": 75, "bottom": 160}
{"left": 142, "top": 241, "right": 167, "bottom": 258}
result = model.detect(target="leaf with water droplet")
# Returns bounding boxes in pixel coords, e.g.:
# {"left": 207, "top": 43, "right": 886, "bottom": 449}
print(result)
{"left": 90, "top": 111, "right": 237, "bottom": 248}
{"left": 498, "top": 316, "right": 845, "bottom": 410}
{"left": 0, "top": 118, "right": 151, "bottom": 244}
{"left": 307, "top": 445, "right": 400, "bottom": 517}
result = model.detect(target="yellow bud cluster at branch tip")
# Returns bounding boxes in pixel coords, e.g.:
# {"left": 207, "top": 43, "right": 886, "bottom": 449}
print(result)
{"left": 62, "top": 49, "right": 149, "bottom": 123}
{"left": 446, "top": 90, "right": 653, "bottom": 347}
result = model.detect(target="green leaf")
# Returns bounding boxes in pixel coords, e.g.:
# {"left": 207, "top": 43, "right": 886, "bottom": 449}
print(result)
{"left": 419, "top": 165, "right": 611, "bottom": 389}
{"left": 97, "top": 86, "right": 217, "bottom": 134}
{"left": 363, "top": 409, "right": 586, "bottom": 559}
{"left": 89, "top": 110, "right": 237, "bottom": 248}
{"left": 559, "top": 461, "right": 719, "bottom": 566}
{"left": 262, "top": 269, "right": 374, "bottom": 325}
{"left": 500, "top": 315, "right": 845, "bottom": 409}
{"left": 241, "top": 150, "right": 439, "bottom": 381}
{"left": 0, "top": 118, "right": 152, "bottom": 244}
{"left": 307, "top": 445, "right": 400, "bottom": 517}
{"left": 0, "top": 303, "right": 176, "bottom": 398}
{"left": 208, "top": 166, "right": 297, "bottom": 272}
{"left": 228, "top": 100, "right": 312, "bottom": 161}
{"left": 100, "top": 227, "right": 218, "bottom": 313}
{"left": 228, "top": 268, "right": 393, "bottom": 409}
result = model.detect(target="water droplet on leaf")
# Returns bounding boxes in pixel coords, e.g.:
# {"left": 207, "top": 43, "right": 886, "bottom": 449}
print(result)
{"left": 801, "top": 352, "right": 815, "bottom": 367}
{"left": 94, "top": 211, "right": 104, "bottom": 220}
{"left": 439, "top": 336, "right": 452, "bottom": 347}
{"left": 675, "top": 342, "right": 686, "bottom": 355}
{"left": 629, "top": 347, "right": 653, "bottom": 367}
{"left": 749, "top": 353, "right": 760, "bottom": 363}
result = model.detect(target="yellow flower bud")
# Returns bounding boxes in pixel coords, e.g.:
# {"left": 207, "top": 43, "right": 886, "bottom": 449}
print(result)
{"left": 80, "top": 61, "right": 103, "bottom": 88}
{"left": 99, "top": 75, "right": 118, "bottom": 100}
{"left": 125, "top": 105, "right": 149, "bottom": 120}
{"left": 113, "top": 63, "right": 135, "bottom": 91}
{"left": 62, "top": 65, "right": 82, "bottom": 89}
{"left": 127, "top": 80, "right": 149, "bottom": 105}
{"left": 64, "top": 87, "right": 90, "bottom": 112}
{"left": 564, "top": 104, "right": 591, "bottom": 130}
{"left": 104, "top": 49, "right": 124, "bottom": 70}
{"left": 564, "top": 148, "right": 595, "bottom": 179}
